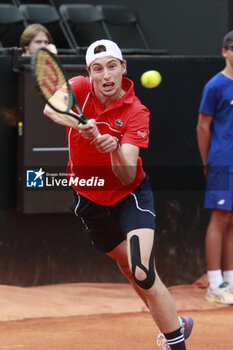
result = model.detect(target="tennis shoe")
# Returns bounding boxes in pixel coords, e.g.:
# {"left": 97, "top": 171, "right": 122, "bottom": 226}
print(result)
{"left": 205, "top": 282, "right": 233, "bottom": 304}
{"left": 156, "top": 315, "right": 193, "bottom": 349}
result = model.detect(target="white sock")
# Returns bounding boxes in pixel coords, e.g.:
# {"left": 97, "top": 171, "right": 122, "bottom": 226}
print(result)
{"left": 207, "top": 270, "right": 223, "bottom": 290}
{"left": 223, "top": 270, "right": 233, "bottom": 287}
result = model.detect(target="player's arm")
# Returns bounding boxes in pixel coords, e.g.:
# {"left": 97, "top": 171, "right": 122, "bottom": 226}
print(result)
{"left": 110, "top": 143, "right": 139, "bottom": 185}
{"left": 92, "top": 134, "right": 138, "bottom": 185}
{"left": 43, "top": 90, "right": 80, "bottom": 130}
{"left": 196, "top": 112, "right": 213, "bottom": 177}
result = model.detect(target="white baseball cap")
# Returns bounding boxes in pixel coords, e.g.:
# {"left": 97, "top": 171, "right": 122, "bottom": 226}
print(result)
{"left": 85, "top": 39, "right": 123, "bottom": 67}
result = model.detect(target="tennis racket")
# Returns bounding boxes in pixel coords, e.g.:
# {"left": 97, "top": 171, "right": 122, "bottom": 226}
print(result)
{"left": 31, "top": 47, "right": 88, "bottom": 124}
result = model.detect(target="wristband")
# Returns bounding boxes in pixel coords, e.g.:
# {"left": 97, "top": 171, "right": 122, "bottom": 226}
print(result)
{"left": 113, "top": 137, "right": 120, "bottom": 152}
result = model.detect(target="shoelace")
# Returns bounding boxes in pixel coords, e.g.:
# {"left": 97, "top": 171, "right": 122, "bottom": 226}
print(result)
{"left": 156, "top": 332, "right": 171, "bottom": 350}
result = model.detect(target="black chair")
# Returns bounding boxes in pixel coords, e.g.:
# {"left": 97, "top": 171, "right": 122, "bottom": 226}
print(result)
{"left": 0, "top": 4, "right": 25, "bottom": 50}
{"left": 59, "top": 4, "right": 110, "bottom": 51}
{"left": 96, "top": 5, "right": 167, "bottom": 55}
{"left": 12, "top": 0, "right": 21, "bottom": 6}
{"left": 18, "top": 4, "right": 76, "bottom": 53}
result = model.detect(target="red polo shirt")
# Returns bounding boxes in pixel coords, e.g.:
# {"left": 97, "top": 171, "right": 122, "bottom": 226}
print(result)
{"left": 66, "top": 76, "right": 150, "bottom": 206}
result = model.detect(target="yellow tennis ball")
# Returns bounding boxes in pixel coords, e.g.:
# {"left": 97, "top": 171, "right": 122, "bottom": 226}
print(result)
{"left": 140, "top": 70, "right": 162, "bottom": 88}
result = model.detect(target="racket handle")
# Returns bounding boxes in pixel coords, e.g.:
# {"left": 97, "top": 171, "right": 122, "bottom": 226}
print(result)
{"left": 69, "top": 109, "right": 88, "bottom": 124}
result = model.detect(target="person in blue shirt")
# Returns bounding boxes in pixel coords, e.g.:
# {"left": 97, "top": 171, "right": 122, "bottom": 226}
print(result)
{"left": 197, "top": 30, "right": 233, "bottom": 304}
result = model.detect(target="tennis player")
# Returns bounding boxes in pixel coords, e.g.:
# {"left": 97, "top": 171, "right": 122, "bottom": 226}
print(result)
{"left": 44, "top": 39, "right": 193, "bottom": 349}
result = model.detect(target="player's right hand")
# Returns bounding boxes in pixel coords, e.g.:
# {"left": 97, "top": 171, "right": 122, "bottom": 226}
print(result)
{"left": 77, "top": 118, "right": 100, "bottom": 140}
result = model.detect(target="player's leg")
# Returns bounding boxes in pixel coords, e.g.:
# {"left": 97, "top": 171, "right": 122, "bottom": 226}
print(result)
{"left": 127, "top": 228, "right": 179, "bottom": 332}
{"left": 107, "top": 239, "right": 148, "bottom": 306}
{"left": 108, "top": 233, "right": 181, "bottom": 331}
{"left": 222, "top": 212, "right": 233, "bottom": 288}
{"left": 107, "top": 232, "right": 192, "bottom": 349}
{"left": 126, "top": 228, "right": 192, "bottom": 349}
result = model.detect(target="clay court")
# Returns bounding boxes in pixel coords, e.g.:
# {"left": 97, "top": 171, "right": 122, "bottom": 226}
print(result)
{"left": 0, "top": 275, "right": 231, "bottom": 350}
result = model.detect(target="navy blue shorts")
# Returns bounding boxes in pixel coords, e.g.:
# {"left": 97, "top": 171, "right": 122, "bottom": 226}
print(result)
{"left": 71, "top": 176, "right": 156, "bottom": 252}
{"left": 204, "top": 172, "right": 233, "bottom": 211}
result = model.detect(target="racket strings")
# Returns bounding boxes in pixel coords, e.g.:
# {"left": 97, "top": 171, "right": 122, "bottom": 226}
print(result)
{"left": 33, "top": 48, "right": 86, "bottom": 122}
{"left": 35, "top": 51, "right": 71, "bottom": 111}
{"left": 36, "top": 54, "right": 65, "bottom": 95}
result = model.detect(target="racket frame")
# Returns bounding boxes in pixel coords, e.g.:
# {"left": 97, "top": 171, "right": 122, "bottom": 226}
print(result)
{"left": 31, "top": 47, "right": 88, "bottom": 125}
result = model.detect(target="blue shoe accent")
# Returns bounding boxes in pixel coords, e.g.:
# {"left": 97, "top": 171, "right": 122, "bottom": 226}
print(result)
{"left": 179, "top": 315, "right": 193, "bottom": 339}
{"left": 219, "top": 282, "right": 228, "bottom": 288}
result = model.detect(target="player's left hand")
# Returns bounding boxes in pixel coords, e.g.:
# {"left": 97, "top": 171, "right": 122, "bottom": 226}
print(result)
{"left": 92, "top": 134, "right": 118, "bottom": 153}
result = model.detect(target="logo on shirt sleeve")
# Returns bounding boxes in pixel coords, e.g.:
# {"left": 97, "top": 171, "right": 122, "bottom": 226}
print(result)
{"left": 137, "top": 130, "right": 147, "bottom": 138}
